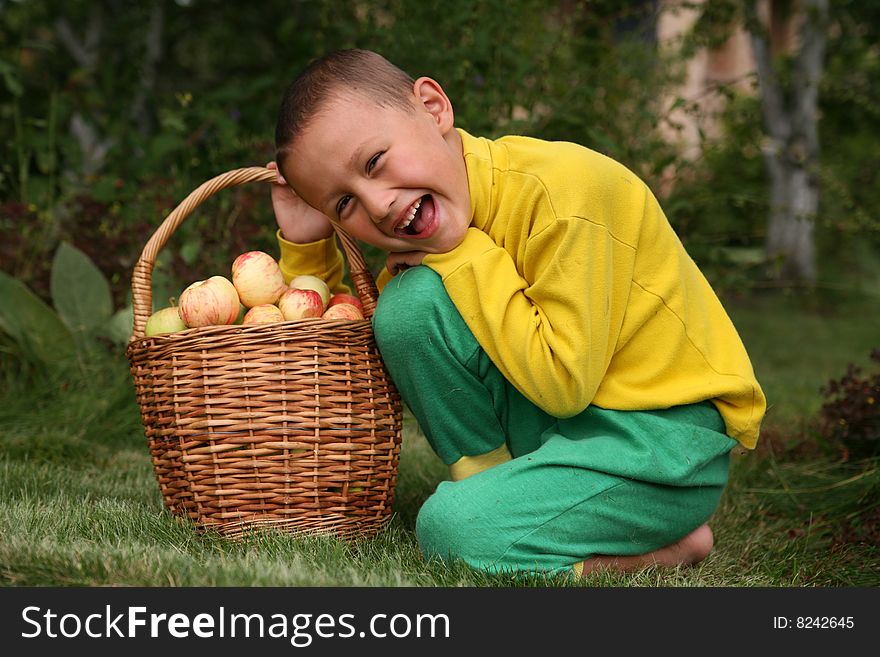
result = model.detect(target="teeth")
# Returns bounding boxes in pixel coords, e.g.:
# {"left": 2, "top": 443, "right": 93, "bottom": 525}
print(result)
{"left": 399, "top": 198, "right": 421, "bottom": 230}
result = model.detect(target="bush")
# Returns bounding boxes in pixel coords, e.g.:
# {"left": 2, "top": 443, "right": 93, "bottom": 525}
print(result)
{"left": 818, "top": 349, "right": 880, "bottom": 460}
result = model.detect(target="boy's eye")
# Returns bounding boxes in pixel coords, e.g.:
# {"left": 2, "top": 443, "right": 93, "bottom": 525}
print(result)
{"left": 336, "top": 195, "right": 352, "bottom": 218}
{"left": 367, "top": 152, "right": 383, "bottom": 173}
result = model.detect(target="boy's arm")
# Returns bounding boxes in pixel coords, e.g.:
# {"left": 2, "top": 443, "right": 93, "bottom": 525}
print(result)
{"left": 423, "top": 223, "right": 618, "bottom": 418}
{"left": 269, "top": 161, "right": 335, "bottom": 244}
{"left": 276, "top": 231, "right": 350, "bottom": 293}
{"left": 269, "top": 161, "right": 352, "bottom": 293}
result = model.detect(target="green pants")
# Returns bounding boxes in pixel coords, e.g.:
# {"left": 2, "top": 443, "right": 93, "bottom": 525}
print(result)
{"left": 373, "top": 266, "right": 737, "bottom": 575}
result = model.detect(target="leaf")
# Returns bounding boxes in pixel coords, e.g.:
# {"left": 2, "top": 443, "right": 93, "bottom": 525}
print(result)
{"left": 102, "top": 305, "right": 134, "bottom": 346}
{"left": 0, "top": 60, "right": 23, "bottom": 97}
{"left": 0, "top": 270, "right": 75, "bottom": 365}
{"left": 50, "top": 242, "right": 113, "bottom": 334}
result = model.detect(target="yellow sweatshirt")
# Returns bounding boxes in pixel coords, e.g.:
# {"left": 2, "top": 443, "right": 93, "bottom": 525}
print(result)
{"left": 278, "top": 129, "right": 766, "bottom": 449}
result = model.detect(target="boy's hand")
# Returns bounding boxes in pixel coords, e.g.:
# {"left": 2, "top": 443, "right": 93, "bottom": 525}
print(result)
{"left": 267, "top": 161, "right": 335, "bottom": 243}
{"left": 386, "top": 250, "right": 427, "bottom": 276}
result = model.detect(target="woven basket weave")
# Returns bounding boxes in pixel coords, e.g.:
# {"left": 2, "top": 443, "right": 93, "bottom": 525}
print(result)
{"left": 126, "top": 167, "right": 402, "bottom": 540}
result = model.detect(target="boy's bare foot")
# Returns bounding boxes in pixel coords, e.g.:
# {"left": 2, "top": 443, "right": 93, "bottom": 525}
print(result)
{"left": 577, "top": 523, "right": 714, "bottom": 576}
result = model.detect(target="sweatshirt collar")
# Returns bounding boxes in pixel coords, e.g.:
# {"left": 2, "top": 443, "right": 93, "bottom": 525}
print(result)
{"left": 457, "top": 128, "right": 495, "bottom": 232}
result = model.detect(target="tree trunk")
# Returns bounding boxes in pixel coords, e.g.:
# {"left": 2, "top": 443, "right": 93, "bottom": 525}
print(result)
{"left": 747, "top": 0, "right": 828, "bottom": 285}
{"left": 55, "top": 10, "right": 115, "bottom": 180}
{"left": 764, "top": 152, "right": 818, "bottom": 281}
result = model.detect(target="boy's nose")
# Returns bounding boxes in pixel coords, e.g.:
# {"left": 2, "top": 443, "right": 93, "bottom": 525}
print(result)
{"left": 360, "top": 185, "right": 393, "bottom": 224}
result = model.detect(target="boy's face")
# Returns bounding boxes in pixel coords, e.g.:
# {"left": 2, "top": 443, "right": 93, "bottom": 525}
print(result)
{"left": 282, "top": 79, "right": 471, "bottom": 255}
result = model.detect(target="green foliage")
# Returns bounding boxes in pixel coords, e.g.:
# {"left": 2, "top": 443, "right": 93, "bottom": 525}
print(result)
{"left": 0, "top": 270, "right": 75, "bottom": 375}
{"left": 674, "top": 0, "right": 880, "bottom": 294}
{"left": 663, "top": 94, "right": 770, "bottom": 294}
{"left": 0, "top": 241, "right": 130, "bottom": 383}
{"left": 1, "top": 0, "right": 878, "bottom": 300}
{"left": 1, "top": 0, "right": 682, "bottom": 290}
{"left": 527, "top": 3, "right": 684, "bottom": 184}
{"left": 815, "top": 0, "right": 880, "bottom": 289}
{"left": 50, "top": 242, "right": 113, "bottom": 336}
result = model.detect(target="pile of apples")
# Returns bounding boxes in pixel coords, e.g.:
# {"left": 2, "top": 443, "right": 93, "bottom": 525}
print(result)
{"left": 143, "top": 250, "right": 364, "bottom": 337}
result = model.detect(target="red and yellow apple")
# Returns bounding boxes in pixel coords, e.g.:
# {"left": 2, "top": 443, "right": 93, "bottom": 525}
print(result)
{"left": 322, "top": 302, "right": 364, "bottom": 320}
{"left": 290, "top": 274, "right": 331, "bottom": 307}
{"left": 242, "top": 303, "right": 284, "bottom": 325}
{"left": 145, "top": 306, "right": 187, "bottom": 336}
{"left": 231, "top": 250, "right": 287, "bottom": 307}
{"left": 327, "top": 292, "right": 363, "bottom": 313}
{"left": 278, "top": 287, "right": 324, "bottom": 320}
{"left": 178, "top": 275, "right": 241, "bottom": 327}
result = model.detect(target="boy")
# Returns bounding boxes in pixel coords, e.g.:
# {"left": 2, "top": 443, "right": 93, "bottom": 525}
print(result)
{"left": 270, "top": 49, "right": 766, "bottom": 577}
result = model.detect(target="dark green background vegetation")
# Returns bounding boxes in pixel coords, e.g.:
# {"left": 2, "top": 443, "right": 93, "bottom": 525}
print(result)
{"left": 0, "top": 0, "right": 877, "bottom": 586}
{"left": 2, "top": 1, "right": 879, "bottom": 299}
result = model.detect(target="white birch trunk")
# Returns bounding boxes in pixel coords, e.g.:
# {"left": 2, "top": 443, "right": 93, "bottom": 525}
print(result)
{"left": 747, "top": 0, "right": 828, "bottom": 285}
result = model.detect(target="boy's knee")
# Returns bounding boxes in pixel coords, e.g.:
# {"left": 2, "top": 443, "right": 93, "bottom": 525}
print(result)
{"left": 415, "top": 481, "right": 507, "bottom": 569}
{"left": 372, "top": 266, "right": 447, "bottom": 350}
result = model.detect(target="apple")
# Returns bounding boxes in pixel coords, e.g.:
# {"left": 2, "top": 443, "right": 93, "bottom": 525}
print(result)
{"left": 242, "top": 303, "right": 284, "bottom": 325}
{"left": 278, "top": 287, "right": 324, "bottom": 320}
{"left": 290, "top": 274, "right": 331, "bottom": 307}
{"left": 177, "top": 275, "right": 241, "bottom": 327}
{"left": 322, "top": 303, "right": 364, "bottom": 320}
{"left": 327, "top": 292, "right": 363, "bottom": 313}
{"left": 231, "top": 250, "right": 288, "bottom": 307}
{"left": 144, "top": 306, "right": 187, "bottom": 336}
{"left": 234, "top": 303, "right": 246, "bottom": 325}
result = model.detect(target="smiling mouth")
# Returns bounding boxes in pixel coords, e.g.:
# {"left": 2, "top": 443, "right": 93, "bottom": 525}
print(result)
{"left": 395, "top": 195, "right": 430, "bottom": 236}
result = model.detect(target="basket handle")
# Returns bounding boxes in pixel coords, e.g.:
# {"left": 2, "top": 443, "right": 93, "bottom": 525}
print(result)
{"left": 129, "top": 166, "right": 380, "bottom": 341}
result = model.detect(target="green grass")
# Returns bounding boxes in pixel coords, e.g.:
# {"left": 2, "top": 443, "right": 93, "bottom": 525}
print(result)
{"left": 727, "top": 290, "right": 880, "bottom": 430}
{"left": 1, "top": 289, "right": 878, "bottom": 587}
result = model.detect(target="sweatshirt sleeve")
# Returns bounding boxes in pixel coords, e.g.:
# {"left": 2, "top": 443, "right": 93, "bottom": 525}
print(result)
{"left": 375, "top": 266, "right": 395, "bottom": 292}
{"left": 423, "top": 224, "right": 619, "bottom": 418}
{"left": 276, "top": 229, "right": 350, "bottom": 294}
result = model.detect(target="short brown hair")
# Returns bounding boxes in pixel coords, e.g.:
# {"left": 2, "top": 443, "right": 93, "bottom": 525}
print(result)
{"left": 275, "top": 49, "right": 415, "bottom": 170}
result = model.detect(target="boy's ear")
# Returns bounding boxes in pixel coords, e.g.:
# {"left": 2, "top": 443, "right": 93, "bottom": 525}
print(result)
{"left": 412, "top": 77, "right": 454, "bottom": 134}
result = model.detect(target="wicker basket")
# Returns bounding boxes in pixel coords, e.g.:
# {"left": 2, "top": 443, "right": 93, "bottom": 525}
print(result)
{"left": 126, "top": 167, "right": 402, "bottom": 540}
